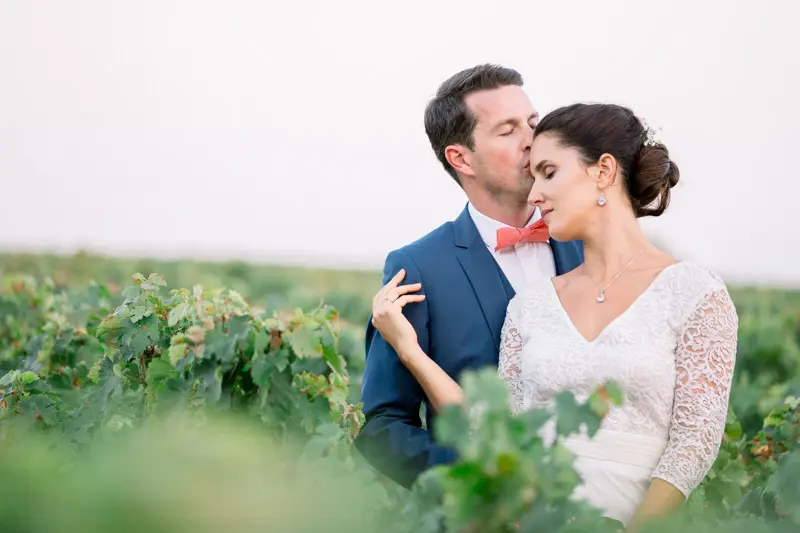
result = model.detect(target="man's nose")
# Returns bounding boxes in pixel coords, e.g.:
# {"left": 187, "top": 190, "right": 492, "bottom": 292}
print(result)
{"left": 523, "top": 125, "right": 534, "bottom": 147}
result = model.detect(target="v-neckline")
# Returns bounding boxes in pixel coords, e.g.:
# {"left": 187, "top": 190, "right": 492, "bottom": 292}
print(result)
{"left": 547, "top": 262, "right": 684, "bottom": 344}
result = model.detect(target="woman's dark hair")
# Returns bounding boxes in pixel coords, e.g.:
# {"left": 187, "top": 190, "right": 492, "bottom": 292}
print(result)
{"left": 535, "top": 103, "right": 680, "bottom": 217}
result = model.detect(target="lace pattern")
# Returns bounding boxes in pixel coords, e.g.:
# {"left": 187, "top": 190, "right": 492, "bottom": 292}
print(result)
{"left": 650, "top": 287, "right": 738, "bottom": 495}
{"left": 498, "top": 262, "right": 738, "bottom": 498}
{"left": 498, "top": 311, "right": 525, "bottom": 414}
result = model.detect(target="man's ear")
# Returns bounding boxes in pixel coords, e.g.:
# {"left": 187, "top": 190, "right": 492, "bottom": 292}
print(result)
{"left": 445, "top": 144, "right": 476, "bottom": 179}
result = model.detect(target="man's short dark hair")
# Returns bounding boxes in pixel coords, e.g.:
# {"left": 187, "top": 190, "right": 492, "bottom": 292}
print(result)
{"left": 424, "top": 64, "right": 524, "bottom": 185}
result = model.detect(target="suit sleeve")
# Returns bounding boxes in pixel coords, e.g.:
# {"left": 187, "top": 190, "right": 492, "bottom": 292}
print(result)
{"left": 353, "top": 248, "right": 458, "bottom": 488}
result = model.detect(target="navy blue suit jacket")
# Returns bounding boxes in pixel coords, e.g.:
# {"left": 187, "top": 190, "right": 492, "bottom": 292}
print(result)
{"left": 354, "top": 205, "right": 584, "bottom": 488}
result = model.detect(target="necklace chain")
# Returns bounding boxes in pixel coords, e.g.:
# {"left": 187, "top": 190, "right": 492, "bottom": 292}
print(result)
{"left": 586, "top": 248, "right": 646, "bottom": 303}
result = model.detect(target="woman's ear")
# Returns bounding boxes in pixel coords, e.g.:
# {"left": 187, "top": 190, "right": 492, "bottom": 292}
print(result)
{"left": 595, "top": 153, "right": 618, "bottom": 189}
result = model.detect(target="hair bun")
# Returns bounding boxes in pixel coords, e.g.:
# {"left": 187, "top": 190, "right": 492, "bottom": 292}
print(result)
{"left": 629, "top": 143, "right": 680, "bottom": 217}
{"left": 533, "top": 103, "right": 681, "bottom": 218}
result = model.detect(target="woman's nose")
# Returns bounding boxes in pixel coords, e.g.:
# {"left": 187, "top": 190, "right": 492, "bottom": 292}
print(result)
{"left": 528, "top": 187, "right": 543, "bottom": 206}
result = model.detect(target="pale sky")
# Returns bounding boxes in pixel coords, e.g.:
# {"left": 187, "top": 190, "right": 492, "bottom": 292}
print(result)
{"left": 1, "top": 1, "right": 798, "bottom": 286}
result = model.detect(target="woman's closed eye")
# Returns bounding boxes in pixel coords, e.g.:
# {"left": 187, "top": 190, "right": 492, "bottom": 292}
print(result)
{"left": 538, "top": 165, "right": 555, "bottom": 180}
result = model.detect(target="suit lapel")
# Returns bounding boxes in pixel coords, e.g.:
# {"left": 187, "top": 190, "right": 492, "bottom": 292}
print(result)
{"left": 453, "top": 206, "right": 511, "bottom": 345}
{"left": 452, "top": 205, "right": 583, "bottom": 342}
{"left": 497, "top": 260, "right": 515, "bottom": 300}
{"left": 550, "top": 238, "right": 584, "bottom": 275}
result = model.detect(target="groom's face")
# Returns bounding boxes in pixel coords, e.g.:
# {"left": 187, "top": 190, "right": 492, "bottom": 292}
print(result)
{"left": 461, "top": 85, "right": 539, "bottom": 201}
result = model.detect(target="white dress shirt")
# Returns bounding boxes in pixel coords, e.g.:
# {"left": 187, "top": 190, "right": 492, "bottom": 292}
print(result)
{"left": 468, "top": 202, "right": 557, "bottom": 293}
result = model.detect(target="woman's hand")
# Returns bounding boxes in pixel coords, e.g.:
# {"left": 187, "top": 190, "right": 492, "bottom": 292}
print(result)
{"left": 372, "top": 269, "right": 464, "bottom": 412}
{"left": 371, "top": 269, "right": 426, "bottom": 358}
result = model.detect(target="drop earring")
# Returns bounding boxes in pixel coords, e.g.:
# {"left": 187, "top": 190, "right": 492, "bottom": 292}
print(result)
{"left": 597, "top": 187, "right": 606, "bottom": 206}
{"left": 590, "top": 167, "right": 606, "bottom": 206}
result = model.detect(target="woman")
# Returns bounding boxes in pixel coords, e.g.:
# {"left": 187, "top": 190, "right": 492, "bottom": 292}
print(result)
{"left": 369, "top": 103, "right": 738, "bottom": 530}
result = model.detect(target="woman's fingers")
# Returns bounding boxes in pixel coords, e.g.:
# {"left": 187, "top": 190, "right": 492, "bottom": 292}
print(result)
{"left": 371, "top": 268, "right": 425, "bottom": 322}
{"left": 375, "top": 294, "right": 425, "bottom": 315}
{"left": 373, "top": 269, "right": 406, "bottom": 306}
{"left": 385, "top": 283, "right": 422, "bottom": 303}
{"left": 383, "top": 269, "right": 407, "bottom": 296}
{"left": 389, "top": 269, "right": 406, "bottom": 286}
{"left": 394, "top": 294, "right": 426, "bottom": 308}
{"left": 372, "top": 294, "right": 426, "bottom": 327}
{"left": 375, "top": 276, "right": 424, "bottom": 307}
{"left": 397, "top": 283, "right": 422, "bottom": 295}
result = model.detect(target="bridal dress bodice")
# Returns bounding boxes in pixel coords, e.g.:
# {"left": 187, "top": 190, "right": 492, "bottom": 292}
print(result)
{"left": 497, "top": 261, "right": 738, "bottom": 523}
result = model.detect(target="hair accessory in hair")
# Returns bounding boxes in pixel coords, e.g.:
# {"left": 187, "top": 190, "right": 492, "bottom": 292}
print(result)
{"left": 641, "top": 119, "right": 663, "bottom": 147}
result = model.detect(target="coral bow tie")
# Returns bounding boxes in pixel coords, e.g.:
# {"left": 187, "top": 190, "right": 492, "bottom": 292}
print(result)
{"left": 495, "top": 219, "right": 550, "bottom": 251}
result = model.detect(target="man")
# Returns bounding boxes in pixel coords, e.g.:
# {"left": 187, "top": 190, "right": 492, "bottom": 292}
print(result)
{"left": 354, "top": 64, "right": 584, "bottom": 488}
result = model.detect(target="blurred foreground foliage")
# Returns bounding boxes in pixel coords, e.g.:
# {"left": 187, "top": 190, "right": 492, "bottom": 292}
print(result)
{"left": 1, "top": 252, "right": 800, "bottom": 532}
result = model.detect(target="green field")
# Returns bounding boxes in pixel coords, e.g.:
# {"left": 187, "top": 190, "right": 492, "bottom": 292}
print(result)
{"left": 1, "top": 251, "right": 800, "bottom": 532}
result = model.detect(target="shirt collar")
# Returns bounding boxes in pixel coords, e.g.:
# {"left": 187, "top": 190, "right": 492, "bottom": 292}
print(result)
{"left": 467, "top": 202, "right": 542, "bottom": 250}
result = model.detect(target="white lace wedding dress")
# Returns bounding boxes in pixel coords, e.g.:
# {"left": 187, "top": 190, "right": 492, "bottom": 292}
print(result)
{"left": 497, "top": 261, "right": 738, "bottom": 525}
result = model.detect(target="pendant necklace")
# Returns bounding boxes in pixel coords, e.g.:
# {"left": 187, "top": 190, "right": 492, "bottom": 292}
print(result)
{"left": 587, "top": 247, "right": 646, "bottom": 303}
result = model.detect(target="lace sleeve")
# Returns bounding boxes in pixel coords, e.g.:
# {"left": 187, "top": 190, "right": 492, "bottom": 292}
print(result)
{"left": 651, "top": 287, "right": 739, "bottom": 497}
{"left": 498, "top": 309, "right": 525, "bottom": 415}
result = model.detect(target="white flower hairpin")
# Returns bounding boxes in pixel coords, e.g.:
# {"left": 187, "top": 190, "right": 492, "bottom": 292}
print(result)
{"left": 641, "top": 118, "right": 663, "bottom": 147}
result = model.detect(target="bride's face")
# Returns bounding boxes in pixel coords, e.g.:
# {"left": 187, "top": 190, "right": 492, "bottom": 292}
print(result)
{"left": 527, "top": 132, "right": 599, "bottom": 242}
